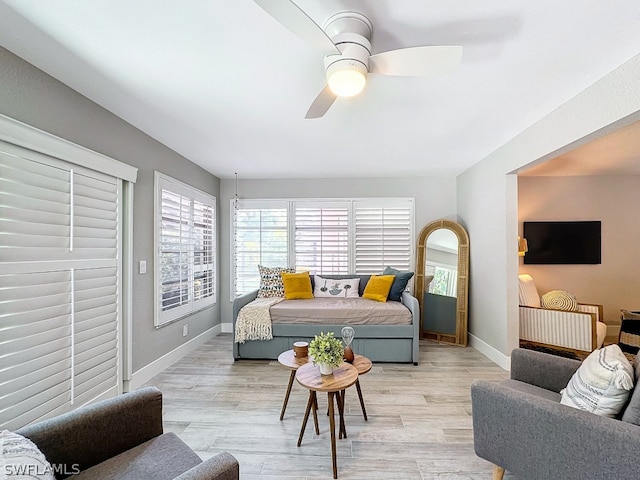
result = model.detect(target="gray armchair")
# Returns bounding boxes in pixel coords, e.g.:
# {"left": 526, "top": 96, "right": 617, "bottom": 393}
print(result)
{"left": 471, "top": 348, "right": 640, "bottom": 480}
{"left": 17, "top": 387, "right": 239, "bottom": 480}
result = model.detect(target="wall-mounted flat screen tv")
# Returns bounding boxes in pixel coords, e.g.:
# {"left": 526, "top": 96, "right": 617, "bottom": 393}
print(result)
{"left": 523, "top": 221, "right": 601, "bottom": 265}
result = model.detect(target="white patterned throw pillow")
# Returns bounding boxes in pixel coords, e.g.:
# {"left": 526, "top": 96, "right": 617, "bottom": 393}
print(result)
{"left": 313, "top": 276, "right": 360, "bottom": 298}
{"left": 560, "top": 344, "right": 635, "bottom": 417}
{"left": 256, "top": 265, "right": 295, "bottom": 298}
{"left": 0, "top": 430, "right": 55, "bottom": 479}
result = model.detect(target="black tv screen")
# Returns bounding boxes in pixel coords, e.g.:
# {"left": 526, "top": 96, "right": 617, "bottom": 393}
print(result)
{"left": 523, "top": 221, "right": 601, "bottom": 265}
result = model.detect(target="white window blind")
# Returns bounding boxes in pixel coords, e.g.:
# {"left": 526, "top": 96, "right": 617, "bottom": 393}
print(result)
{"left": 233, "top": 201, "right": 288, "bottom": 295}
{"left": 155, "top": 173, "right": 216, "bottom": 326}
{"left": 231, "top": 198, "right": 414, "bottom": 297}
{"left": 0, "top": 145, "right": 121, "bottom": 431}
{"left": 294, "top": 204, "right": 349, "bottom": 275}
{"left": 354, "top": 202, "right": 413, "bottom": 274}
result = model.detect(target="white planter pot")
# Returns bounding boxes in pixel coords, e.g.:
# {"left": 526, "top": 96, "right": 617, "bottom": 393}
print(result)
{"left": 318, "top": 362, "right": 334, "bottom": 375}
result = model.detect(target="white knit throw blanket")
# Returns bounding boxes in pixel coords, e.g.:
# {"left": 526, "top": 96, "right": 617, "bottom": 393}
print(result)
{"left": 234, "top": 297, "right": 283, "bottom": 343}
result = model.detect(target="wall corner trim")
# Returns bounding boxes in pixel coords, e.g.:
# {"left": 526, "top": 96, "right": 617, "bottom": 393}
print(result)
{"left": 128, "top": 325, "right": 221, "bottom": 390}
{"left": 468, "top": 333, "right": 511, "bottom": 371}
{"left": 221, "top": 322, "right": 233, "bottom": 334}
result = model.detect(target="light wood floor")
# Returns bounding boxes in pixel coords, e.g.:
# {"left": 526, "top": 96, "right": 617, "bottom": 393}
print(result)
{"left": 145, "top": 334, "right": 517, "bottom": 480}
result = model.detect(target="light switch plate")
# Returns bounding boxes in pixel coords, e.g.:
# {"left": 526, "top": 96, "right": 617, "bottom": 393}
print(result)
{"left": 139, "top": 260, "right": 147, "bottom": 274}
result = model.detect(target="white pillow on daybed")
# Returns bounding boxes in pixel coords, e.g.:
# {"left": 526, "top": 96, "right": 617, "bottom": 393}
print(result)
{"left": 313, "top": 276, "right": 360, "bottom": 298}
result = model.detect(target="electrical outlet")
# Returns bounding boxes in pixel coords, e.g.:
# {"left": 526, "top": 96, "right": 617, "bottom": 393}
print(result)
{"left": 182, "top": 325, "right": 188, "bottom": 337}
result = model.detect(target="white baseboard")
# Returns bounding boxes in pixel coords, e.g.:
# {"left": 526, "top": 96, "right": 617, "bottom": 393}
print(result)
{"left": 221, "top": 322, "right": 233, "bottom": 334}
{"left": 127, "top": 325, "right": 220, "bottom": 391}
{"left": 607, "top": 324, "right": 620, "bottom": 338}
{"left": 468, "top": 333, "right": 511, "bottom": 371}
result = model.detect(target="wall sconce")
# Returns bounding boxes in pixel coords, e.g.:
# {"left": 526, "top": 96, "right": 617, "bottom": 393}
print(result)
{"left": 518, "top": 236, "right": 528, "bottom": 257}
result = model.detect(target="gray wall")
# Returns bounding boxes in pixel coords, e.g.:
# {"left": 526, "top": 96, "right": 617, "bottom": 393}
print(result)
{"left": 519, "top": 175, "right": 640, "bottom": 327}
{"left": 218, "top": 176, "right": 458, "bottom": 325}
{"left": 457, "top": 53, "right": 640, "bottom": 367}
{"left": 0, "top": 47, "right": 221, "bottom": 373}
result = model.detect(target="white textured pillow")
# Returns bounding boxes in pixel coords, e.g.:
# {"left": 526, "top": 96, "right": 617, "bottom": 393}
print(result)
{"left": 256, "top": 265, "right": 295, "bottom": 298}
{"left": 0, "top": 430, "right": 55, "bottom": 479}
{"left": 560, "top": 344, "right": 635, "bottom": 417}
{"left": 541, "top": 290, "right": 578, "bottom": 311}
{"left": 518, "top": 274, "right": 540, "bottom": 307}
{"left": 314, "top": 276, "right": 360, "bottom": 298}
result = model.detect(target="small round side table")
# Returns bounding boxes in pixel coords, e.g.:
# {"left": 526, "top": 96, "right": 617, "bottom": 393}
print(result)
{"left": 350, "top": 354, "right": 372, "bottom": 421}
{"left": 277, "top": 349, "right": 312, "bottom": 422}
{"left": 296, "top": 362, "right": 358, "bottom": 479}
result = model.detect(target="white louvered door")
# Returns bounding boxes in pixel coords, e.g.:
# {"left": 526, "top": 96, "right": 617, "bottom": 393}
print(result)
{"left": 0, "top": 143, "right": 121, "bottom": 431}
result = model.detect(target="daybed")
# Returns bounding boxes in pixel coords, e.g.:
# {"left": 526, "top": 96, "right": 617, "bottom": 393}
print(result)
{"left": 233, "top": 274, "right": 420, "bottom": 364}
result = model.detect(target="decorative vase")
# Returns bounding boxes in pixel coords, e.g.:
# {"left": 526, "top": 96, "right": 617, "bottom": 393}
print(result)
{"left": 341, "top": 326, "right": 355, "bottom": 363}
{"left": 318, "top": 362, "right": 334, "bottom": 375}
{"left": 343, "top": 345, "right": 354, "bottom": 363}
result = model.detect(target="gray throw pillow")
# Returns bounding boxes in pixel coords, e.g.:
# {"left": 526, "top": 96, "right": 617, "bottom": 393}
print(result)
{"left": 382, "top": 266, "right": 414, "bottom": 302}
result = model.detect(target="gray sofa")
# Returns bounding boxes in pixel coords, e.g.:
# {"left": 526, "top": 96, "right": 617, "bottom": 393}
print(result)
{"left": 471, "top": 348, "right": 640, "bottom": 480}
{"left": 233, "top": 274, "right": 420, "bottom": 364}
{"left": 17, "top": 387, "right": 239, "bottom": 480}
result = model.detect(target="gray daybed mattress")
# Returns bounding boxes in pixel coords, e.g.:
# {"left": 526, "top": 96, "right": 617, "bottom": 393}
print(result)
{"left": 269, "top": 297, "right": 412, "bottom": 325}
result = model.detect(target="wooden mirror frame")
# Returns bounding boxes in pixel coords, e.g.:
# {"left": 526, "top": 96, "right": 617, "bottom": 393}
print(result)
{"left": 415, "top": 219, "right": 469, "bottom": 346}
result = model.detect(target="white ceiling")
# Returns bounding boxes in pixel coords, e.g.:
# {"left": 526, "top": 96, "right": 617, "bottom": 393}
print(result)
{"left": 1, "top": 1, "right": 639, "bottom": 180}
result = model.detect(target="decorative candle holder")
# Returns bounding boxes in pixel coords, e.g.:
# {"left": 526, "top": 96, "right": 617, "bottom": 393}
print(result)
{"left": 293, "top": 341, "right": 308, "bottom": 358}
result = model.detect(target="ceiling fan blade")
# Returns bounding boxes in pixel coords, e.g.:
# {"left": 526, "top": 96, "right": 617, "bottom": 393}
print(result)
{"left": 253, "top": 0, "right": 340, "bottom": 56}
{"left": 369, "top": 45, "right": 463, "bottom": 76}
{"left": 305, "top": 85, "right": 337, "bottom": 119}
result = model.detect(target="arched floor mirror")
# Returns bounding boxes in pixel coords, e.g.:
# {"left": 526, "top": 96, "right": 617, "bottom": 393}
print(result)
{"left": 415, "top": 219, "right": 469, "bottom": 346}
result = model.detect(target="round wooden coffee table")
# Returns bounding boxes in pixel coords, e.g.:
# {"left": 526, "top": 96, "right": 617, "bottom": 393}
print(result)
{"left": 296, "top": 362, "right": 358, "bottom": 479}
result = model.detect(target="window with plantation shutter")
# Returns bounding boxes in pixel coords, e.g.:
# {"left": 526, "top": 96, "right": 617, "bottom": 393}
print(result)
{"left": 155, "top": 173, "right": 216, "bottom": 326}
{"left": 232, "top": 200, "right": 288, "bottom": 297}
{"left": 294, "top": 203, "right": 349, "bottom": 275}
{"left": 0, "top": 142, "right": 123, "bottom": 431}
{"left": 231, "top": 198, "right": 414, "bottom": 297}
{"left": 354, "top": 201, "right": 413, "bottom": 274}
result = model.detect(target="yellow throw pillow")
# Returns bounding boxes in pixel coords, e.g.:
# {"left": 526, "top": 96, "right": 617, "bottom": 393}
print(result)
{"left": 362, "top": 274, "right": 395, "bottom": 302}
{"left": 281, "top": 271, "right": 314, "bottom": 300}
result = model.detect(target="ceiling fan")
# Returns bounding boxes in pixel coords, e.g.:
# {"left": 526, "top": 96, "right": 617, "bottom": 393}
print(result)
{"left": 253, "top": 0, "right": 463, "bottom": 118}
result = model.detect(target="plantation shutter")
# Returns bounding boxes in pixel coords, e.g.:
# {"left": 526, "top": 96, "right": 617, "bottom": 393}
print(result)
{"left": 155, "top": 173, "right": 216, "bottom": 326}
{"left": 354, "top": 200, "right": 413, "bottom": 274}
{"left": 0, "top": 143, "right": 121, "bottom": 430}
{"left": 233, "top": 201, "right": 288, "bottom": 296}
{"left": 158, "top": 188, "right": 192, "bottom": 319}
{"left": 193, "top": 200, "right": 215, "bottom": 305}
{"left": 294, "top": 203, "right": 349, "bottom": 274}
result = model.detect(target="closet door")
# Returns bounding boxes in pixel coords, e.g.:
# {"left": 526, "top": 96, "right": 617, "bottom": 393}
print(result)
{"left": 0, "top": 142, "right": 121, "bottom": 430}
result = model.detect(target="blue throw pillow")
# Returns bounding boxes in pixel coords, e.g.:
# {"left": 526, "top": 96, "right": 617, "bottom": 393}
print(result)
{"left": 383, "top": 266, "right": 414, "bottom": 302}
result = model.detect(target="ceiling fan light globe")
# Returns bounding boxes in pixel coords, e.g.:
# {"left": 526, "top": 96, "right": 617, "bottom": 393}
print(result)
{"left": 328, "top": 69, "right": 366, "bottom": 97}
{"left": 326, "top": 61, "right": 368, "bottom": 97}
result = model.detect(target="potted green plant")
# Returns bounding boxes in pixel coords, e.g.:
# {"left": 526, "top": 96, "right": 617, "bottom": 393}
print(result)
{"left": 308, "top": 331, "right": 345, "bottom": 375}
